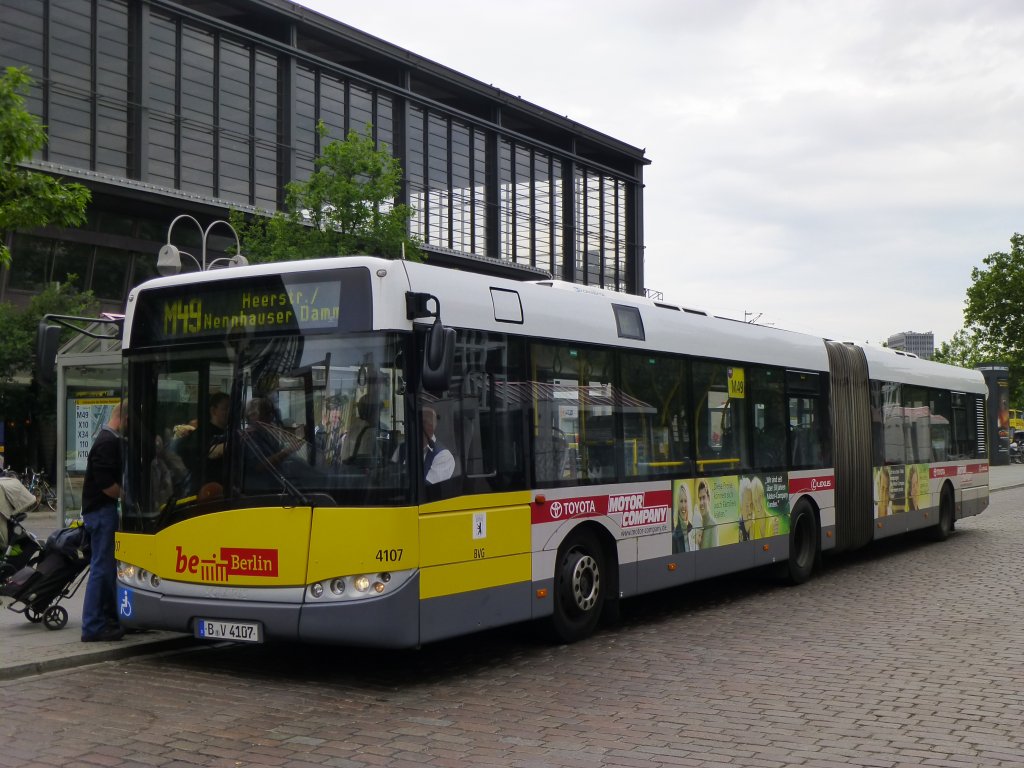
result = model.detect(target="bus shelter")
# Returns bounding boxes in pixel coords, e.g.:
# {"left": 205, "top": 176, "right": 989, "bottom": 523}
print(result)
{"left": 55, "top": 323, "right": 122, "bottom": 526}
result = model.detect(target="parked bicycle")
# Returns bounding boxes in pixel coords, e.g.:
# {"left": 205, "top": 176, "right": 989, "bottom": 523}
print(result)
{"left": 25, "top": 468, "right": 57, "bottom": 513}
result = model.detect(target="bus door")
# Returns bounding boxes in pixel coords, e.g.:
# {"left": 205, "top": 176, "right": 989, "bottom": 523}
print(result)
{"left": 413, "top": 329, "right": 533, "bottom": 644}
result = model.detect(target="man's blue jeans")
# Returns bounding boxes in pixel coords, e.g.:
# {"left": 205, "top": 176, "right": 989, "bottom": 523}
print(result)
{"left": 82, "top": 503, "right": 119, "bottom": 638}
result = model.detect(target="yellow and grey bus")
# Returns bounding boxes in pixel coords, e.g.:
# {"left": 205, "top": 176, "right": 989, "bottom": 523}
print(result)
{"left": 113, "top": 256, "right": 989, "bottom": 646}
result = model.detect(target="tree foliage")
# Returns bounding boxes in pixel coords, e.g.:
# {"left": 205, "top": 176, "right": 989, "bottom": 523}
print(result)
{"left": 938, "top": 232, "right": 1024, "bottom": 403}
{"left": 0, "top": 280, "right": 100, "bottom": 385}
{"left": 931, "top": 326, "right": 1001, "bottom": 368}
{"left": 231, "top": 123, "right": 420, "bottom": 263}
{"left": 0, "top": 66, "right": 90, "bottom": 266}
{"left": 964, "top": 234, "right": 1024, "bottom": 346}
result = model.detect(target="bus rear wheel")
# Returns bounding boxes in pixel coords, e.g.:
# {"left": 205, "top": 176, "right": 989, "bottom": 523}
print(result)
{"left": 551, "top": 528, "right": 605, "bottom": 644}
{"left": 924, "top": 487, "right": 955, "bottom": 542}
{"left": 785, "top": 501, "right": 819, "bottom": 585}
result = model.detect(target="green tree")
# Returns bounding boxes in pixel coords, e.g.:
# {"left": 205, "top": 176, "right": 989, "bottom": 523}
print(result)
{"left": 231, "top": 123, "right": 420, "bottom": 263}
{"left": 0, "top": 280, "right": 100, "bottom": 472}
{"left": 0, "top": 280, "right": 100, "bottom": 385}
{"left": 932, "top": 325, "right": 1008, "bottom": 368}
{"left": 941, "top": 232, "right": 1024, "bottom": 403}
{"left": 0, "top": 66, "right": 90, "bottom": 266}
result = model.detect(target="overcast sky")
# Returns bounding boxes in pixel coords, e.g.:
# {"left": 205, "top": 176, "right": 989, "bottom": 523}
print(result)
{"left": 297, "top": 0, "right": 1024, "bottom": 347}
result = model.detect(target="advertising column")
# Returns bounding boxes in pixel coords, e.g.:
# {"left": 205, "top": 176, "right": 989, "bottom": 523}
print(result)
{"left": 976, "top": 363, "right": 1009, "bottom": 466}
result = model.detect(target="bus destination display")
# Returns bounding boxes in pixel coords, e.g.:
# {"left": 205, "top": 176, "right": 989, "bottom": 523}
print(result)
{"left": 132, "top": 268, "right": 372, "bottom": 346}
{"left": 162, "top": 281, "right": 340, "bottom": 338}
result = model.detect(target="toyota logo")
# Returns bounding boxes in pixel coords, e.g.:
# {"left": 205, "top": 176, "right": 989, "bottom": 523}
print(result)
{"left": 550, "top": 501, "right": 563, "bottom": 519}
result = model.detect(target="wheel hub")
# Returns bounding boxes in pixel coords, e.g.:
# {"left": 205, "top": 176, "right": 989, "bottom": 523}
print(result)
{"left": 571, "top": 553, "right": 600, "bottom": 611}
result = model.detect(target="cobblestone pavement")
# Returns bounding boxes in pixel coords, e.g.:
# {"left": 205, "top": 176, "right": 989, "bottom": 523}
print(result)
{"left": 1, "top": 485, "right": 1023, "bottom": 767}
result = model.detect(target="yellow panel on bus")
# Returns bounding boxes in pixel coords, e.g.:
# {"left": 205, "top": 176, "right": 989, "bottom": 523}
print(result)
{"left": 420, "top": 554, "right": 532, "bottom": 599}
{"left": 306, "top": 506, "right": 419, "bottom": 582}
{"left": 116, "top": 507, "right": 313, "bottom": 586}
{"left": 419, "top": 503, "right": 531, "bottom": 568}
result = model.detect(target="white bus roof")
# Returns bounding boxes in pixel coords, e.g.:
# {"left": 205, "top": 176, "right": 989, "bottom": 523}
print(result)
{"left": 123, "top": 256, "right": 987, "bottom": 395}
{"left": 859, "top": 343, "right": 986, "bottom": 395}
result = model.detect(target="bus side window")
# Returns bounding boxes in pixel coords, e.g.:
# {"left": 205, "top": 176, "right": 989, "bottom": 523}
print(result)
{"left": 619, "top": 351, "right": 691, "bottom": 479}
{"left": 530, "top": 342, "right": 613, "bottom": 486}
{"left": 786, "top": 370, "right": 826, "bottom": 469}
{"left": 880, "top": 382, "right": 904, "bottom": 464}
{"left": 903, "top": 385, "right": 931, "bottom": 463}
{"left": 433, "top": 329, "right": 528, "bottom": 497}
{"left": 751, "top": 367, "right": 786, "bottom": 469}
{"left": 693, "top": 361, "right": 748, "bottom": 473}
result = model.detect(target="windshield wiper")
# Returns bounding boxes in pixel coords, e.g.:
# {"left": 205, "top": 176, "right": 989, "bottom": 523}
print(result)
{"left": 237, "top": 426, "right": 311, "bottom": 507}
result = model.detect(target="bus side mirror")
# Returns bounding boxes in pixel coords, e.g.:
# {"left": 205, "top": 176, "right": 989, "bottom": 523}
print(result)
{"left": 421, "top": 318, "right": 454, "bottom": 395}
{"left": 36, "top": 323, "right": 61, "bottom": 386}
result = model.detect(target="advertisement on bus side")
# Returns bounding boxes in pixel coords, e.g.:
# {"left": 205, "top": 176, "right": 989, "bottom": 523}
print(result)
{"left": 671, "top": 474, "right": 790, "bottom": 554}
{"left": 875, "top": 464, "right": 932, "bottom": 517}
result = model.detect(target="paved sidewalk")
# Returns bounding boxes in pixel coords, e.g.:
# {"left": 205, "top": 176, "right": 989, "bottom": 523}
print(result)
{"left": 3, "top": 464, "right": 1023, "bottom": 681}
{"left": 0, "top": 508, "right": 193, "bottom": 681}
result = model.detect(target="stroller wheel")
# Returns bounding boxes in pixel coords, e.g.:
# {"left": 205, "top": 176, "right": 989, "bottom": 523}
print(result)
{"left": 25, "top": 607, "right": 44, "bottom": 623}
{"left": 44, "top": 605, "right": 68, "bottom": 630}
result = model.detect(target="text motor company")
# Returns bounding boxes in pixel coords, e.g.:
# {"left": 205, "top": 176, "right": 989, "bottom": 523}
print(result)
{"left": 534, "top": 490, "right": 671, "bottom": 536}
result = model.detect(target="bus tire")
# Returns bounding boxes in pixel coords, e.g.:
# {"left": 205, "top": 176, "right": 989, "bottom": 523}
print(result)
{"left": 925, "top": 486, "right": 955, "bottom": 542}
{"left": 785, "top": 501, "right": 819, "bottom": 585}
{"left": 551, "top": 528, "right": 605, "bottom": 643}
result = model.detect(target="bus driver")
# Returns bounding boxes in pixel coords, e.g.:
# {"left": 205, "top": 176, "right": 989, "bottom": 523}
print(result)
{"left": 394, "top": 406, "right": 455, "bottom": 484}
{"left": 421, "top": 407, "right": 455, "bottom": 484}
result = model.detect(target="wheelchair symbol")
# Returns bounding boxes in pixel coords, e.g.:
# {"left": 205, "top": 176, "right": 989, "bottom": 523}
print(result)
{"left": 118, "top": 588, "right": 133, "bottom": 618}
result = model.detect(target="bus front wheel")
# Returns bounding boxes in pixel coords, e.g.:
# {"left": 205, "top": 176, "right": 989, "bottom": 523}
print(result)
{"left": 551, "top": 528, "right": 605, "bottom": 644}
{"left": 785, "top": 502, "right": 819, "bottom": 585}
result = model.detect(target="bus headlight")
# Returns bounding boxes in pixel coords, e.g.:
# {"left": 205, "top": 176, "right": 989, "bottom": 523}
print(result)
{"left": 305, "top": 569, "right": 413, "bottom": 603}
{"left": 117, "top": 562, "right": 137, "bottom": 581}
{"left": 117, "top": 560, "right": 161, "bottom": 590}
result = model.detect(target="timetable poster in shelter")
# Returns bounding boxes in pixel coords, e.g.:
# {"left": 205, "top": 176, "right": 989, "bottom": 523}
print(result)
{"left": 69, "top": 395, "right": 120, "bottom": 471}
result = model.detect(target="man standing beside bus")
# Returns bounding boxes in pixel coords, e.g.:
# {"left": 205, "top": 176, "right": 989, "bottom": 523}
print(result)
{"left": 80, "top": 401, "right": 125, "bottom": 642}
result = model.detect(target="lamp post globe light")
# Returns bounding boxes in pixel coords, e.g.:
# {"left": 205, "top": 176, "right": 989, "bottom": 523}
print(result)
{"left": 157, "top": 214, "right": 249, "bottom": 276}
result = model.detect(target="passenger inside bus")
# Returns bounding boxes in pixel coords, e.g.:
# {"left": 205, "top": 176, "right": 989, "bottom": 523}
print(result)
{"left": 340, "top": 394, "right": 385, "bottom": 465}
{"left": 173, "top": 392, "right": 230, "bottom": 494}
{"left": 240, "top": 396, "right": 307, "bottom": 491}
{"left": 318, "top": 395, "right": 346, "bottom": 466}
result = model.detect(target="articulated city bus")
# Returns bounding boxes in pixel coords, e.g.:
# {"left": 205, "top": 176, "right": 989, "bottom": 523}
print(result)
{"left": 113, "top": 256, "right": 989, "bottom": 646}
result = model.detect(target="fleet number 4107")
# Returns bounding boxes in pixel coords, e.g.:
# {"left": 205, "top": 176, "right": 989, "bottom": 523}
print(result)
{"left": 376, "top": 548, "right": 403, "bottom": 563}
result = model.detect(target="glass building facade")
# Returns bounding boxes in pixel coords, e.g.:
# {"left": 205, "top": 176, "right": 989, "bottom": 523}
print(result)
{"left": 0, "top": 0, "right": 647, "bottom": 316}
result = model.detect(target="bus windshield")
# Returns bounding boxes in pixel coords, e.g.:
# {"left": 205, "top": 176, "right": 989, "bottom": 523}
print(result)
{"left": 123, "top": 331, "right": 412, "bottom": 532}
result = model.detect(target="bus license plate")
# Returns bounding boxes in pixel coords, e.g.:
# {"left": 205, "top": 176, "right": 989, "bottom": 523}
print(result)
{"left": 195, "top": 619, "right": 262, "bottom": 643}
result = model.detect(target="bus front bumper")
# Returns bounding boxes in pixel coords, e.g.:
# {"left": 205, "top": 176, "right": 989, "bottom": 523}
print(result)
{"left": 117, "top": 572, "right": 421, "bottom": 648}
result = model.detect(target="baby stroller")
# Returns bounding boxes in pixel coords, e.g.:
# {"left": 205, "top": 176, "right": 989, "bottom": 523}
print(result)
{"left": 0, "top": 524, "right": 90, "bottom": 630}
{"left": 0, "top": 477, "right": 44, "bottom": 582}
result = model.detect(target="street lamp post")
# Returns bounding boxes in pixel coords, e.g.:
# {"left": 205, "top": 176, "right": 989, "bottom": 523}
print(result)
{"left": 156, "top": 215, "right": 249, "bottom": 275}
